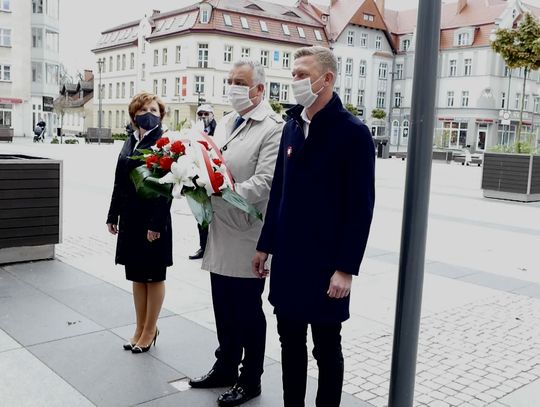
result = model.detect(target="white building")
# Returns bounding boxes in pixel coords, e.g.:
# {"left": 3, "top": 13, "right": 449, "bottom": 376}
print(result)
{"left": 385, "top": 0, "right": 540, "bottom": 152}
{"left": 55, "top": 70, "right": 94, "bottom": 136}
{"left": 0, "top": 0, "right": 61, "bottom": 138}
{"left": 91, "top": 0, "right": 329, "bottom": 134}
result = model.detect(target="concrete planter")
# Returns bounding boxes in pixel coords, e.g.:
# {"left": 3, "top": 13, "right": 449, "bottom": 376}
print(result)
{"left": 0, "top": 155, "right": 62, "bottom": 264}
{"left": 481, "top": 152, "right": 540, "bottom": 202}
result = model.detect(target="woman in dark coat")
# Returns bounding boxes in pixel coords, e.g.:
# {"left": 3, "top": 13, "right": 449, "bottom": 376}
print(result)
{"left": 106, "top": 92, "right": 172, "bottom": 354}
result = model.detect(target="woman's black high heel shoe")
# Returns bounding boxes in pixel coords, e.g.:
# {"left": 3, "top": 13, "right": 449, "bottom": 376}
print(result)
{"left": 131, "top": 328, "right": 159, "bottom": 354}
{"left": 123, "top": 342, "right": 135, "bottom": 351}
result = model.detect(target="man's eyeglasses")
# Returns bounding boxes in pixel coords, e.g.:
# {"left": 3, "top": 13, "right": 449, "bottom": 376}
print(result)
{"left": 197, "top": 112, "right": 211, "bottom": 117}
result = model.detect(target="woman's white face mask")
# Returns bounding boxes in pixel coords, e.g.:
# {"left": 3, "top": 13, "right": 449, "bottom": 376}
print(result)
{"left": 291, "top": 74, "right": 326, "bottom": 108}
{"left": 228, "top": 85, "right": 258, "bottom": 113}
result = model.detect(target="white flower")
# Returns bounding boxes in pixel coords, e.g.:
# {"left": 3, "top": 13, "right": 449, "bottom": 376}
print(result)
{"left": 159, "top": 155, "right": 196, "bottom": 198}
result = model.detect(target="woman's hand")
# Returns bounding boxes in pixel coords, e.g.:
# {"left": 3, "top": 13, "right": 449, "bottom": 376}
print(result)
{"left": 147, "top": 230, "right": 160, "bottom": 242}
{"left": 107, "top": 223, "right": 118, "bottom": 235}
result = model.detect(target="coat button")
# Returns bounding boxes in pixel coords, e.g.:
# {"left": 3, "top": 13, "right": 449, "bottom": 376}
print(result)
{"left": 222, "top": 145, "right": 227, "bottom": 151}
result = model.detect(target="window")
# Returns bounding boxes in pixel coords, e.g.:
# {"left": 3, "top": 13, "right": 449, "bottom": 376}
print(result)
{"left": 515, "top": 93, "right": 520, "bottom": 109}
{"left": 116, "top": 55, "right": 120, "bottom": 70}
{"left": 32, "top": 62, "right": 42, "bottom": 82}
{"left": 501, "top": 92, "right": 506, "bottom": 109}
{"left": 360, "top": 33, "right": 368, "bottom": 47}
{"left": 524, "top": 94, "right": 529, "bottom": 111}
{"left": 345, "top": 58, "right": 353, "bottom": 76}
{"left": 153, "top": 80, "right": 158, "bottom": 95}
{"left": 200, "top": 9, "right": 209, "bottom": 24}
{"left": 464, "top": 58, "right": 472, "bottom": 76}
{"left": 297, "top": 27, "right": 306, "bottom": 38}
{"left": 282, "top": 24, "right": 290, "bottom": 36}
{"left": 121, "top": 54, "right": 126, "bottom": 70}
{"left": 224, "top": 45, "right": 233, "bottom": 63}
{"left": 378, "top": 63, "right": 387, "bottom": 79}
{"left": 357, "top": 89, "right": 365, "bottom": 106}
{"left": 344, "top": 88, "right": 351, "bottom": 104}
{"left": 441, "top": 121, "right": 468, "bottom": 148}
{"left": 161, "top": 79, "right": 167, "bottom": 96}
{"left": 175, "top": 46, "right": 181, "bottom": 63}
{"left": 0, "top": 104, "right": 12, "bottom": 127}
{"left": 0, "top": 28, "right": 11, "bottom": 47}
{"left": 359, "top": 60, "right": 366, "bottom": 77}
{"left": 130, "top": 81, "right": 134, "bottom": 98}
{"left": 45, "top": 30, "right": 58, "bottom": 52}
{"left": 108, "top": 83, "right": 112, "bottom": 98}
{"left": 534, "top": 97, "right": 540, "bottom": 113}
{"left": 337, "top": 57, "right": 342, "bottom": 75}
{"left": 241, "top": 47, "right": 250, "bottom": 58}
{"left": 154, "top": 49, "right": 159, "bottom": 66}
{"left": 283, "top": 52, "right": 290, "bottom": 69}
{"left": 162, "top": 48, "right": 167, "bottom": 65}
{"left": 222, "top": 77, "right": 228, "bottom": 97}
{"left": 141, "top": 63, "right": 146, "bottom": 81}
{"left": 1, "top": 0, "right": 10, "bottom": 11}
{"left": 314, "top": 30, "right": 322, "bottom": 41}
{"left": 32, "top": 28, "right": 42, "bottom": 48}
{"left": 449, "top": 60, "right": 457, "bottom": 76}
{"left": 115, "top": 111, "right": 119, "bottom": 128}
{"left": 130, "top": 52, "right": 135, "bottom": 69}
{"left": 347, "top": 30, "right": 354, "bottom": 46}
{"left": 198, "top": 44, "right": 209, "bottom": 68}
{"left": 260, "top": 50, "right": 269, "bottom": 67}
{"left": 447, "top": 91, "right": 454, "bottom": 107}
{"left": 114, "top": 82, "right": 119, "bottom": 98}
{"left": 401, "top": 39, "right": 410, "bottom": 51}
{"left": 174, "top": 77, "right": 180, "bottom": 96}
{"left": 109, "top": 56, "right": 113, "bottom": 72}
{"left": 461, "top": 91, "right": 469, "bottom": 107}
{"left": 395, "top": 63, "right": 403, "bottom": 79}
{"left": 223, "top": 14, "right": 232, "bottom": 26}
{"left": 121, "top": 111, "right": 125, "bottom": 127}
{"left": 376, "top": 91, "right": 385, "bottom": 108}
{"left": 394, "top": 92, "right": 402, "bottom": 108}
{"left": 107, "top": 111, "right": 112, "bottom": 127}
{"left": 195, "top": 75, "right": 205, "bottom": 94}
{"left": 504, "top": 66, "right": 510, "bottom": 77}
{"left": 46, "top": 0, "right": 58, "bottom": 19}
{"left": 457, "top": 32, "right": 470, "bottom": 46}
{"left": 375, "top": 35, "right": 382, "bottom": 50}
{"left": 280, "top": 84, "right": 289, "bottom": 102}
{"left": 240, "top": 17, "right": 249, "bottom": 29}
{"left": 363, "top": 13, "right": 374, "bottom": 22}
{"left": 32, "top": 0, "right": 43, "bottom": 13}
{"left": 45, "top": 64, "right": 58, "bottom": 85}
{"left": 0, "top": 64, "right": 10, "bottom": 81}
{"left": 121, "top": 82, "right": 126, "bottom": 98}
{"left": 260, "top": 21, "right": 268, "bottom": 32}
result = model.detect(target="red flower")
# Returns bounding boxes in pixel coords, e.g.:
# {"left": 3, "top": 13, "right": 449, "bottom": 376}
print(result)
{"left": 214, "top": 172, "right": 224, "bottom": 189}
{"left": 197, "top": 140, "right": 209, "bottom": 150}
{"left": 146, "top": 155, "right": 159, "bottom": 169}
{"left": 159, "top": 156, "right": 174, "bottom": 171}
{"left": 212, "top": 158, "right": 222, "bottom": 167}
{"left": 170, "top": 140, "right": 186, "bottom": 154}
{"left": 156, "top": 137, "right": 170, "bottom": 149}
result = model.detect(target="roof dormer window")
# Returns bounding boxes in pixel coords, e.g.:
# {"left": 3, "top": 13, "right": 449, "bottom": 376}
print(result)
{"left": 199, "top": 3, "right": 212, "bottom": 24}
{"left": 314, "top": 29, "right": 322, "bottom": 41}
{"left": 223, "top": 14, "right": 232, "bottom": 27}
{"left": 240, "top": 17, "right": 249, "bottom": 29}
{"left": 282, "top": 24, "right": 290, "bottom": 35}
{"left": 363, "top": 13, "right": 374, "bottom": 22}
{"left": 297, "top": 27, "right": 305, "bottom": 38}
{"left": 454, "top": 28, "right": 474, "bottom": 47}
{"left": 260, "top": 21, "right": 268, "bottom": 32}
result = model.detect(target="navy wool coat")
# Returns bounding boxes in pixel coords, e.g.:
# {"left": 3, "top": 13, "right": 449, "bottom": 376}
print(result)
{"left": 257, "top": 93, "right": 375, "bottom": 323}
{"left": 107, "top": 127, "right": 173, "bottom": 267}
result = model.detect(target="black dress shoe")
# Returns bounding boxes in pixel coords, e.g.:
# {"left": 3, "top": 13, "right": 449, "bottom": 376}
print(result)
{"left": 217, "top": 383, "right": 261, "bottom": 407}
{"left": 189, "top": 248, "right": 205, "bottom": 260}
{"left": 189, "top": 369, "right": 238, "bottom": 389}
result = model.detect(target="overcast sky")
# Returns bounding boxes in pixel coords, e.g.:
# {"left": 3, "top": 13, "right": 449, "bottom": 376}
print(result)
{"left": 59, "top": 0, "right": 540, "bottom": 78}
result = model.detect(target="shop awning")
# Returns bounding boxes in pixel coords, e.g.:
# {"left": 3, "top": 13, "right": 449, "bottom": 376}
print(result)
{"left": 0, "top": 98, "right": 23, "bottom": 104}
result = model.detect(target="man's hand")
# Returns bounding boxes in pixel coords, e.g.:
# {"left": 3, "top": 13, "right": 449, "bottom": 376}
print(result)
{"left": 107, "top": 223, "right": 118, "bottom": 235}
{"left": 252, "top": 251, "right": 269, "bottom": 279}
{"left": 147, "top": 230, "right": 160, "bottom": 242}
{"left": 327, "top": 271, "right": 352, "bottom": 299}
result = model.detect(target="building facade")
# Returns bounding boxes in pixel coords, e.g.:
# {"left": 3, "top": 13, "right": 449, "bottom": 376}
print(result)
{"left": 91, "top": 0, "right": 328, "bottom": 134}
{"left": 55, "top": 70, "right": 94, "bottom": 136}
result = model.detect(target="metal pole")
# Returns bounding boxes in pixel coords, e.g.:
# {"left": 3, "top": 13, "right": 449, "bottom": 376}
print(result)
{"left": 98, "top": 59, "right": 103, "bottom": 145}
{"left": 387, "top": 1, "right": 441, "bottom": 406}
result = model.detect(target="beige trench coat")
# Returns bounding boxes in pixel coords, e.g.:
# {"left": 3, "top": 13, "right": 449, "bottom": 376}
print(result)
{"left": 201, "top": 100, "right": 284, "bottom": 278}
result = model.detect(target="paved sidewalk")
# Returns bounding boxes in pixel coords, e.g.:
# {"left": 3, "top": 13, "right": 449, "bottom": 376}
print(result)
{"left": 1, "top": 138, "right": 540, "bottom": 406}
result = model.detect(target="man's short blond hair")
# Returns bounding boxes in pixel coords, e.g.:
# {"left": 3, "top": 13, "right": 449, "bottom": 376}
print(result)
{"left": 293, "top": 46, "right": 337, "bottom": 79}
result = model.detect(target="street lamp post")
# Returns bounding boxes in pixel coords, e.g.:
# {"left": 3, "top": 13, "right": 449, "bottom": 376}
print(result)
{"left": 97, "top": 58, "right": 104, "bottom": 145}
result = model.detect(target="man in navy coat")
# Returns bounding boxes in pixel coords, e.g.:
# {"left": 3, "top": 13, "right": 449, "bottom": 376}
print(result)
{"left": 252, "top": 46, "right": 375, "bottom": 407}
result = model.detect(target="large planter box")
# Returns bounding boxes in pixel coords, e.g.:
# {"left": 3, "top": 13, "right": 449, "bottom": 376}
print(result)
{"left": 481, "top": 152, "right": 540, "bottom": 202}
{"left": 0, "top": 155, "right": 62, "bottom": 264}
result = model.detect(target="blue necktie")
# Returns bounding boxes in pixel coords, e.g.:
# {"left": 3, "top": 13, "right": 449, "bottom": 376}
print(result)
{"left": 233, "top": 116, "right": 245, "bottom": 131}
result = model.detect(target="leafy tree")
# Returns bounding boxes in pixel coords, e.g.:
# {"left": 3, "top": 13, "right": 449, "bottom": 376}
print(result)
{"left": 371, "top": 108, "right": 386, "bottom": 120}
{"left": 344, "top": 103, "right": 359, "bottom": 116}
{"left": 269, "top": 100, "right": 284, "bottom": 114}
{"left": 491, "top": 12, "right": 540, "bottom": 152}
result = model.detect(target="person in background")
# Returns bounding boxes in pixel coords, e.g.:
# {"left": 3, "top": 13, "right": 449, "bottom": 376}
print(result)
{"left": 106, "top": 92, "right": 173, "bottom": 354}
{"left": 189, "top": 104, "right": 217, "bottom": 260}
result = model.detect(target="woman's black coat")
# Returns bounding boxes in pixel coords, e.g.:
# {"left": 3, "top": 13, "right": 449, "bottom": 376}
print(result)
{"left": 106, "top": 127, "right": 173, "bottom": 267}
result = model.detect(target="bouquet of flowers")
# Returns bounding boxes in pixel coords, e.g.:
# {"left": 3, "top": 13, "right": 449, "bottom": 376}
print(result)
{"left": 130, "top": 126, "right": 262, "bottom": 227}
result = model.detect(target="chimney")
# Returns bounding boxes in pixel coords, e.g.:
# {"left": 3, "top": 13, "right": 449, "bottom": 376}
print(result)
{"left": 83, "top": 70, "right": 93, "bottom": 82}
{"left": 457, "top": 0, "right": 467, "bottom": 14}
{"left": 376, "top": 0, "right": 385, "bottom": 14}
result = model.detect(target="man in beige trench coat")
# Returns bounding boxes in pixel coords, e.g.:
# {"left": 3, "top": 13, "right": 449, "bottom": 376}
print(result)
{"left": 188, "top": 59, "right": 284, "bottom": 407}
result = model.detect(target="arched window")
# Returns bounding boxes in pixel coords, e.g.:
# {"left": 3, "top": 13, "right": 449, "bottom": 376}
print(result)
{"left": 391, "top": 120, "right": 400, "bottom": 144}
{"left": 402, "top": 120, "right": 410, "bottom": 139}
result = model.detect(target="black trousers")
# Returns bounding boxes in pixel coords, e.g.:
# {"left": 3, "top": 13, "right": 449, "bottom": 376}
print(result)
{"left": 198, "top": 224, "right": 208, "bottom": 250}
{"left": 210, "top": 272, "right": 266, "bottom": 387}
{"left": 276, "top": 315, "right": 344, "bottom": 407}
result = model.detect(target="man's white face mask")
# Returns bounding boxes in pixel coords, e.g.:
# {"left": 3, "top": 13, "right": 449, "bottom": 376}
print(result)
{"left": 228, "top": 85, "right": 257, "bottom": 113}
{"left": 291, "top": 74, "right": 326, "bottom": 108}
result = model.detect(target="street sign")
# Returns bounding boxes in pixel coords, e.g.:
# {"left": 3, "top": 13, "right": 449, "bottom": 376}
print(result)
{"left": 501, "top": 119, "right": 511, "bottom": 125}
